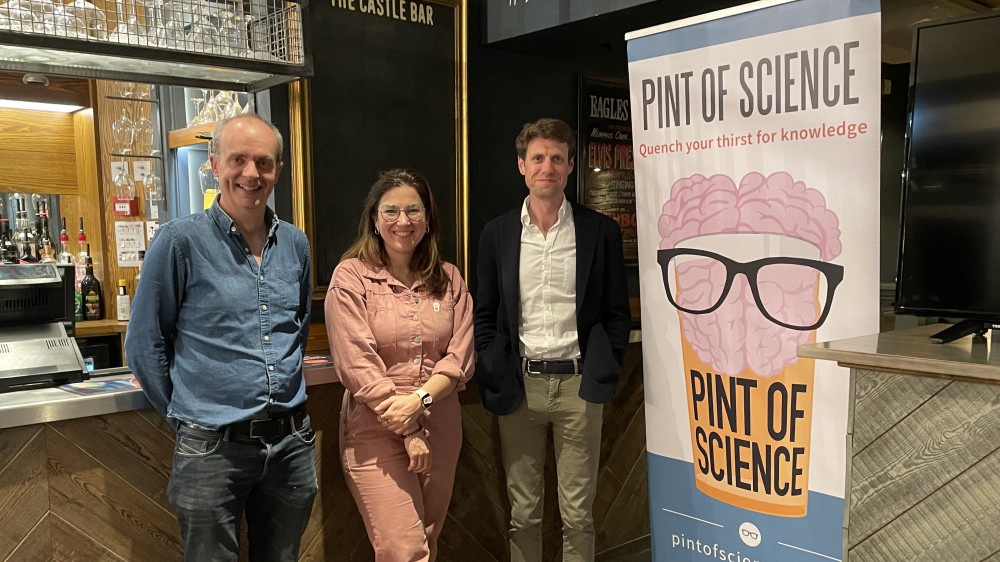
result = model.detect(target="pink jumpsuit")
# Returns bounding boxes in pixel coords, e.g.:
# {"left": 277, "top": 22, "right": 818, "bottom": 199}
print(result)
{"left": 326, "top": 259, "right": 475, "bottom": 562}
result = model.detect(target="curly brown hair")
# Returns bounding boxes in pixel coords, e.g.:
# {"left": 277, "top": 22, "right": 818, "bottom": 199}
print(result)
{"left": 340, "top": 168, "right": 448, "bottom": 297}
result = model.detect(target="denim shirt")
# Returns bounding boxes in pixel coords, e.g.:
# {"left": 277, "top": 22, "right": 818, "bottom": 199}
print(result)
{"left": 125, "top": 201, "right": 312, "bottom": 429}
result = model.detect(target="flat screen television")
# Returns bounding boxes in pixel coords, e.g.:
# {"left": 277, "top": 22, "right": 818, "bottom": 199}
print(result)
{"left": 894, "top": 11, "right": 1000, "bottom": 343}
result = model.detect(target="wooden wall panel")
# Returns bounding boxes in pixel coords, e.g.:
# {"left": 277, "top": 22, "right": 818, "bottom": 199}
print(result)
{"left": 0, "top": 109, "right": 78, "bottom": 194}
{"left": 848, "top": 371, "right": 1000, "bottom": 561}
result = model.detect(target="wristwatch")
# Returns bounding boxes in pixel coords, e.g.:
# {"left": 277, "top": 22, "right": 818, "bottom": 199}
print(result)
{"left": 414, "top": 388, "right": 433, "bottom": 409}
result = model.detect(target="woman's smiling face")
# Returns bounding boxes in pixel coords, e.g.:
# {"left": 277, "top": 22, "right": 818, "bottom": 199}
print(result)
{"left": 375, "top": 184, "right": 426, "bottom": 262}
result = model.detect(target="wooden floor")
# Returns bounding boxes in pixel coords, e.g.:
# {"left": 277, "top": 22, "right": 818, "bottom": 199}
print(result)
{"left": 0, "top": 342, "right": 650, "bottom": 561}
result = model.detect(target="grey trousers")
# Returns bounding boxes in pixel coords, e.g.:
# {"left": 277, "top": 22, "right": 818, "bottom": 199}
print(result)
{"left": 498, "top": 372, "right": 604, "bottom": 562}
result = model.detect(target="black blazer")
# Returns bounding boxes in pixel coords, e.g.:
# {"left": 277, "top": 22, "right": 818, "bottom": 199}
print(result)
{"left": 474, "top": 201, "right": 632, "bottom": 415}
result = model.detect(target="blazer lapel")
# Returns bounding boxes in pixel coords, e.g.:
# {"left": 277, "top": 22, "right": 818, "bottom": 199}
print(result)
{"left": 574, "top": 203, "right": 597, "bottom": 311}
{"left": 501, "top": 211, "right": 521, "bottom": 340}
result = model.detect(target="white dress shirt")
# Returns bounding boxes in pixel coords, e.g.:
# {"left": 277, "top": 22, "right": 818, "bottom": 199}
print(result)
{"left": 518, "top": 196, "right": 581, "bottom": 360}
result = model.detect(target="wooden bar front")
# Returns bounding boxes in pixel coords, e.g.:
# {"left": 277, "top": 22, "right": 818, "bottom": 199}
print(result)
{"left": 798, "top": 324, "right": 1000, "bottom": 561}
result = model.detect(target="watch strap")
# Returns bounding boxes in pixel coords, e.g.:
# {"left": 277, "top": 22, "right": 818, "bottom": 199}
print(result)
{"left": 414, "top": 388, "right": 432, "bottom": 409}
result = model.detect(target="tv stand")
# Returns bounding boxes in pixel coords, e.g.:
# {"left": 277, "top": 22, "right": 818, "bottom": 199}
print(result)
{"left": 929, "top": 319, "right": 991, "bottom": 344}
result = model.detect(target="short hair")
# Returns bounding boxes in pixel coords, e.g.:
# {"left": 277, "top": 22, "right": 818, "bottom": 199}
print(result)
{"left": 340, "top": 167, "right": 449, "bottom": 297}
{"left": 515, "top": 118, "right": 576, "bottom": 160}
{"left": 211, "top": 115, "right": 284, "bottom": 163}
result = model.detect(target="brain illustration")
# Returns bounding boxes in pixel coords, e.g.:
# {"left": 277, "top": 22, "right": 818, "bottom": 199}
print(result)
{"left": 659, "top": 172, "right": 842, "bottom": 377}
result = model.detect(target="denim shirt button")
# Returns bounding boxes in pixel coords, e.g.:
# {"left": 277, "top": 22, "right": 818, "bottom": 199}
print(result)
{"left": 230, "top": 226, "right": 237, "bottom": 232}
{"left": 262, "top": 305, "right": 267, "bottom": 311}
{"left": 264, "top": 335, "right": 270, "bottom": 341}
{"left": 414, "top": 336, "right": 421, "bottom": 344}
{"left": 244, "top": 247, "right": 250, "bottom": 253}
{"left": 269, "top": 365, "right": 275, "bottom": 371}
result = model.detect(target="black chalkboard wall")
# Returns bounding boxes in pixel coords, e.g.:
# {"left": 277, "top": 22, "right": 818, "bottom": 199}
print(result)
{"left": 309, "top": 0, "right": 460, "bottom": 287}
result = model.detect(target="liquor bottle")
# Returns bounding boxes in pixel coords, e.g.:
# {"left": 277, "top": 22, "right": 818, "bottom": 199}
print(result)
{"left": 38, "top": 221, "right": 56, "bottom": 263}
{"left": 32, "top": 201, "right": 43, "bottom": 260}
{"left": 75, "top": 217, "right": 88, "bottom": 291}
{"left": 81, "top": 246, "right": 103, "bottom": 321}
{"left": 18, "top": 227, "right": 39, "bottom": 263}
{"left": 58, "top": 217, "right": 74, "bottom": 264}
{"left": 116, "top": 279, "right": 131, "bottom": 321}
{"left": 0, "top": 219, "right": 17, "bottom": 264}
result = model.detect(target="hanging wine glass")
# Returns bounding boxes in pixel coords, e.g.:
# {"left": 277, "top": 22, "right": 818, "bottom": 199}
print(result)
{"left": 187, "top": 97, "right": 205, "bottom": 127}
{"left": 133, "top": 113, "right": 155, "bottom": 155}
{"left": 143, "top": 170, "right": 163, "bottom": 207}
{"left": 198, "top": 159, "right": 218, "bottom": 192}
{"left": 240, "top": 93, "right": 255, "bottom": 116}
{"left": 212, "top": 90, "right": 236, "bottom": 120}
{"left": 112, "top": 165, "right": 136, "bottom": 201}
{"left": 199, "top": 158, "right": 219, "bottom": 210}
{"left": 111, "top": 106, "right": 134, "bottom": 154}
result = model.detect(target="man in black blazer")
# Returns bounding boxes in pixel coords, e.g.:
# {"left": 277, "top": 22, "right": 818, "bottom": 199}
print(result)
{"left": 475, "top": 118, "right": 631, "bottom": 561}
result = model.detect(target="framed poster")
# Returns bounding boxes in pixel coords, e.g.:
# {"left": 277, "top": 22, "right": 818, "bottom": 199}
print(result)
{"left": 294, "top": 0, "right": 468, "bottom": 295}
{"left": 578, "top": 72, "right": 637, "bottom": 264}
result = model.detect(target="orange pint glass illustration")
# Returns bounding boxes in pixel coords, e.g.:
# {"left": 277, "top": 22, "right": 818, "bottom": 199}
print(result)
{"left": 657, "top": 172, "right": 843, "bottom": 517}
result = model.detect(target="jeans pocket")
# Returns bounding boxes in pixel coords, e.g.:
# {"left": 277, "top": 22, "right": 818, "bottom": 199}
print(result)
{"left": 175, "top": 423, "right": 223, "bottom": 457}
{"left": 292, "top": 415, "right": 317, "bottom": 445}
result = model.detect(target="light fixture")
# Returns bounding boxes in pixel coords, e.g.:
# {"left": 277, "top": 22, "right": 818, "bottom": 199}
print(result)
{"left": 0, "top": 99, "right": 83, "bottom": 113}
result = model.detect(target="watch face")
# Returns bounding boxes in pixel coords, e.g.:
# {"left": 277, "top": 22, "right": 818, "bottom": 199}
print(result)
{"left": 421, "top": 394, "right": 433, "bottom": 408}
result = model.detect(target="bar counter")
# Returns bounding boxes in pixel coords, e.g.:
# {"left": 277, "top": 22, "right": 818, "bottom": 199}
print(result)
{"left": 0, "top": 360, "right": 338, "bottom": 430}
{"left": 798, "top": 324, "right": 1000, "bottom": 561}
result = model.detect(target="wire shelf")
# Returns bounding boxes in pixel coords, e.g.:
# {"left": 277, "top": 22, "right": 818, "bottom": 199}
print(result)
{"left": 0, "top": 0, "right": 305, "bottom": 65}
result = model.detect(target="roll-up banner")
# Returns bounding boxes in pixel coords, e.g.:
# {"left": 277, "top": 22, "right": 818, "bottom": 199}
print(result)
{"left": 626, "top": 1, "right": 881, "bottom": 560}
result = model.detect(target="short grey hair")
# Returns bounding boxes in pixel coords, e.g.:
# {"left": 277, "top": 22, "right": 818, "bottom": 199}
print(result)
{"left": 210, "top": 115, "right": 284, "bottom": 163}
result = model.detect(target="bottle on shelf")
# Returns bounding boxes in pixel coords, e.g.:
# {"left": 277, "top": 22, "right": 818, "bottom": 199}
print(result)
{"left": 81, "top": 244, "right": 103, "bottom": 321}
{"left": 38, "top": 221, "right": 56, "bottom": 263}
{"left": 75, "top": 217, "right": 88, "bottom": 290}
{"left": 15, "top": 201, "right": 32, "bottom": 258}
{"left": 18, "top": 226, "right": 39, "bottom": 263}
{"left": 116, "top": 279, "right": 131, "bottom": 321}
{"left": 32, "top": 201, "right": 44, "bottom": 261}
{"left": 0, "top": 219, "right": 17, "bottom": 264}
{"left": 58, "top": 217, "right": 74, "bottom": 264}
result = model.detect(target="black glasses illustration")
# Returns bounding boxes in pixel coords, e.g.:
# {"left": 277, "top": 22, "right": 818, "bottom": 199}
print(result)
{"left": 657, "top": 248, "right": 844, "bottom": 331}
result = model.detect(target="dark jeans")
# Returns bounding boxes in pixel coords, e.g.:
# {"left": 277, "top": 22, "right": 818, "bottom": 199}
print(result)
{"left": 167, "top": 416, "right": 318, "bottom": 562}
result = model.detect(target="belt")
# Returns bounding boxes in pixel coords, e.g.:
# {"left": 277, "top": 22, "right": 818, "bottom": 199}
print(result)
{"left": 523, "top": 358, "right": 580, "bottom": 375}
{"left": 226, "top": 406, "right": 307, "bottom": 440}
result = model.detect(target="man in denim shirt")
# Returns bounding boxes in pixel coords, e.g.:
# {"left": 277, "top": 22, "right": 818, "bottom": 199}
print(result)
{"left": 125, "top": 115, "right": 316, "bottom": 561}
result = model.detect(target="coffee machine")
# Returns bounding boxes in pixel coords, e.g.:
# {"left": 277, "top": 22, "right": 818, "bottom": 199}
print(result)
{"left": 0, "top": 264, "right": 87, "bottom": 392}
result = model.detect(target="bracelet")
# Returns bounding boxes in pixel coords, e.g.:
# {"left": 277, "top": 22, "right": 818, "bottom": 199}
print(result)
{"left": 401, "top": 426, "right": 424, "bottom": 439}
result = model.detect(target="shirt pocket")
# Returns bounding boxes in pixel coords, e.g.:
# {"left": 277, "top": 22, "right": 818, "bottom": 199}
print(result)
{"left": 366, "top": 288, "right": 397, "bottom": 347}
{"left": 428, "top": 296, "right": 456, "bottom": 349}
{"left": 275, "top": 268, "right": 303, "bottom": 310}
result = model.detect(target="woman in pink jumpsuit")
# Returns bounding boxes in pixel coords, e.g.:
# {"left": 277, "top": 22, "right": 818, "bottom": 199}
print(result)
{"left": 326, "top": 168, "right": 474, "bottom": 562}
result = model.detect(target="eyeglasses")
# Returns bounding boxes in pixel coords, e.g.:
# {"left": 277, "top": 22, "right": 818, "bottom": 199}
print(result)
{"left": 379, "top": 204, "right": 425, "bottom": 223}
{"left": 657, "top": 248, "right": 844, "bottom": 331}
